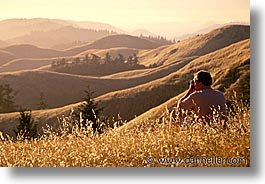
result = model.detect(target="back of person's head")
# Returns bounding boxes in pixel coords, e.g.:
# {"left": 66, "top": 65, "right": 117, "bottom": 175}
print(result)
{"left": 194, "top": 70, "right": 212, "bottom": 86}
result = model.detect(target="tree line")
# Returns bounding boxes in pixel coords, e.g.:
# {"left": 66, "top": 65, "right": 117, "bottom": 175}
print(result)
{"left": 139, "top": 34, "right": 176, "bottom": 44}
{"left": 51, "top": 52, "right": 139, "bottom": 69}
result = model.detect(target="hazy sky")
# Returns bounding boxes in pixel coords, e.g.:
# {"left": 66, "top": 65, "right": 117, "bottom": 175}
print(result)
{"left": 0, "top": 0, "right": 249, "bottom": 36}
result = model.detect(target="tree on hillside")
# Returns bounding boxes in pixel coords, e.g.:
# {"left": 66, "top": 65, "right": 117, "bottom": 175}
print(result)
{"left": 0, "top": 84, "right": 17, "bottom": 113}
{"left": 91, "top": 54, "right": 101, "bottom": 64}
{"left": 116, "top": 54, "right": 125, "bottom": 64}
{"left": 127, "top": 55, "right": 133, "bottom": 65}
{"left": 84, "top": 54, "right": 89, "bottom": 63}
{"left": 104, "top": 52, "right": 112, "bottom": 64}
{"left": 37, "top": 92, "right": 49, "bottom": 110}
{"left": 13, "top": 111, "right": 38, "bottom": 140}
{"left": 77, "top": 86, "right": 103, "bottom": 133}
{"left": 132, "top": 53, "right": 139, "bottom": 65}
{"left": 75, "top": 57, "right": 81, "bottom": 64}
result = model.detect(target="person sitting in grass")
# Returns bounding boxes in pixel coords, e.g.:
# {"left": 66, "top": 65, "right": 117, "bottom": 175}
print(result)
{"left": 172, "top": 70, "right": 227, "bottom": 126}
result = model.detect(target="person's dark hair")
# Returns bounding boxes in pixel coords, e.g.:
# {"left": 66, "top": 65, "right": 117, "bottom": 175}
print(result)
{"left": 194, "top": 71, "right": 212, "bottom": 86}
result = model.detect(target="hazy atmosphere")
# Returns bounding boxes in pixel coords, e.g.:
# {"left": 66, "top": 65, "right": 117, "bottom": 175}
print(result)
{"left": 1, "top": 0, "right": 249, "bottom": 37}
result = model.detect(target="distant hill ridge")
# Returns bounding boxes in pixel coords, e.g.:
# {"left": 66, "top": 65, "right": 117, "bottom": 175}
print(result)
{"left": 2, "top": 44, "right": 66, "bottom": 58}
{"left": 6, "top": 26, "right": 118, "bottom": 50}
{"left": 0, "top": 18, "right": 126, "bottom": 50}
{"left": 138, "top": 25, "right": 250, "bottom": 66}
{"left": 66, "top": 34, "right": 166, "bottom": 54}
{"left": 0, "top": 18, "right": 124, "bottom": 40}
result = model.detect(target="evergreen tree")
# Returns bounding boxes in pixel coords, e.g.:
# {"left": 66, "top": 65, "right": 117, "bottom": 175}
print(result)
{"left": 132, "top": 53, "right": 139, "bottom": 65}
{"left": 104, "top": 52, "right": 112, "bottom": 64}
{"left": 14, "top": 111, "right": 38, "bottom": 140}
{"left": 37, "top": 92, "right": 49, "bottom": 110}
{"left": 84, "top": 54, "right": 89, "bottom": 63}
{"left": 91, "top": 54, "right": 100, "bottom": 64}
{"left": 77, "top": 86, "right": 103, "bottom": 133}
{"left": 115, "top": 54, "right": 125, "bottom": 64}
{"left": 0, "top": 84, "right": 17, "bottom": 113}
{"left": 75, "top": 57, "right": 81, "bottom": 64}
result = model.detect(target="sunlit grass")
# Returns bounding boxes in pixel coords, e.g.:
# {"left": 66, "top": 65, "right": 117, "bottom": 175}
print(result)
{"left": 0, "top": 98, "right": 250, "bottom": 167}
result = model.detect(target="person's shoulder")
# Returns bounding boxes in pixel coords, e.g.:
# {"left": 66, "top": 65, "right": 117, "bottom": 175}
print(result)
{"left": 214, "top": 89, "right": 224, "bottom": 94}
{"left": 189, "top": 91, "right": 202, "bottom": 98}
{"left": 213, "top": 89, "right": 225, "bottom": 97}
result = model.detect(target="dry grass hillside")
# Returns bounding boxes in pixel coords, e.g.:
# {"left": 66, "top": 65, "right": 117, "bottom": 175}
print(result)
{"left": 138, "top": 25, "right": 249, "bottom": 66}
{"left": 0, "top": 57, "right": 194, "bottom": 110}
{"left": 0, "top": 58, "right": 61, "bottom": 72}
{"left": 0, "top": 70, "right": 140, "bottom": 110}
{"left": 0, "top": 18, "right": 124, "bottom": 48}
{"left": 0, "top": 102, "right": 82, "bottom": 137}
{"left": 0, "top": 25, "right": 248, "bottom": 74}
{"left": 0, "top": 44, "right": 74, "bottom": 72}
{"left": 0, "top": 25, "right": 250, "bottom": 138}
{"left": 7, "top": 26, "right": 116, "bottom": 50}
{"left": 66, "top": 34, "right": 166, "bottom": 55}
{"left": 0, "top": 50, "right": 17, "bottom": 66}
{"left": 1, "top": 44, "right": 67, "bottom": 59}
{"left": 0, "top": 47, "right": 139, "bottom": 73}
{"left": 76, "top": 47, "right": 139, "bottom": 59}
{"left": 0, "top": 18, "right": 63, "bottom": 40}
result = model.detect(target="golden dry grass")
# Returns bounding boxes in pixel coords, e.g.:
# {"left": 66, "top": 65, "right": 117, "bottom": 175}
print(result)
{"left": 0, "top": 98, "right": 250, "bottom": 167}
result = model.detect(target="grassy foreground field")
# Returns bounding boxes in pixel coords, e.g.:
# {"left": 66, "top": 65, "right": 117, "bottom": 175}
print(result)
{"left": 0, "top": 99, "right": 250, "bottom": 167}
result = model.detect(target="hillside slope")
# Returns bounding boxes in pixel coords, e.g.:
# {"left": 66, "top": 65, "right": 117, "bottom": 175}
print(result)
{"left": 1, "top": 44, "right": 67, "bottom": 59}
{"left": 0, "top": 70, "right": 136, "bottom": 109}
{"left": 0, "top": 47, "right": 140, "bottom": 73}
{"left": 0, "top": 50, "right": 17, "bottom": 66}
{"left": 7, "top": 26, "right": 116, "bottom": 50}
{"left": 0, "top": 18, "right": 124, "bottom": 40}
{"left": 138, "top": 25, "right": 249, "bottom": 66}
{"left": 66, "top": 34, "right": 166, "bottom": 55}
{"left": 0, "top": 25, "right": 249, "bottom": 74}
{"left": 0, "top": 56, "right": 194, "bottom": 110}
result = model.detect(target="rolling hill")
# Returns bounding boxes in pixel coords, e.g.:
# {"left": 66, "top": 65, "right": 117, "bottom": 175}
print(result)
{"left": 0, "top": 44, "right": 70, "bottom": 70}
{"left": 76, "top": 47, "right": 140, "bottom": 59}
{"left": 1, "top": 25, "right": 248, "bottom": 73}
{"left": 0, "top": 18, "right": 63, "bottom": 40}
{"left": 0, "top": 58, "right": 58, "bottom": 72}
{"left": 0, "top": 50, "right": 17, "bottom": 66}
{"left": 0, "top": 34, "right": 169, "bottom": 73}
{"left": 0, "top": 25, "right": 250, "bottom": 137}
{"left": 0, "top": 70, "right": 138, "bottom": 110}
{"left": 0, "top": 47, "right": 140, "bottom": 73}
{"left": 6, "top": 26, "right": 117, "bottom": 50}
{"left": 1, "top": 44, "right": 67, "bottom": 59}
{"left": 0, "top": 18, "right": 124, "bottom": 47}
{"left": 0, "top": 56, "right": 195, "bottom": 110}
{"left": 66, "top": 34, "right": 166, "bottom": 55}
{"left": 137, "top": 25, "right": 249, "bottom": 66}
